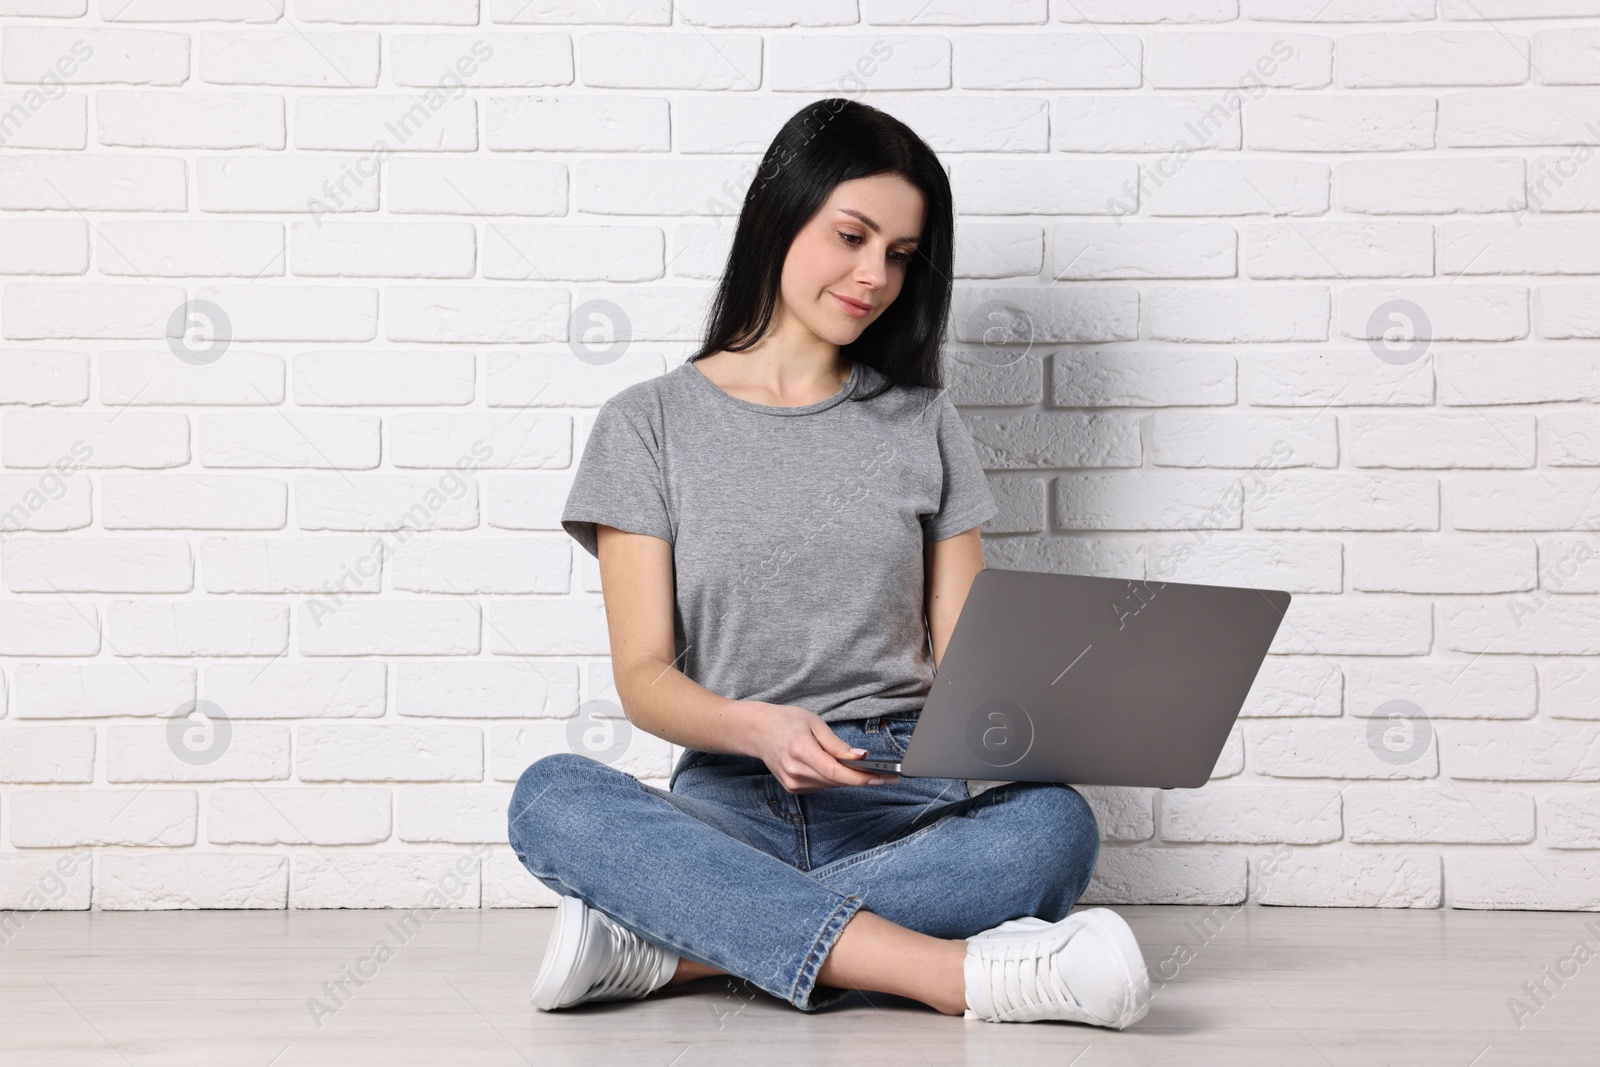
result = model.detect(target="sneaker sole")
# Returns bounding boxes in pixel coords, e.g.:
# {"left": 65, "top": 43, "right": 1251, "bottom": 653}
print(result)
{"left": 531, "top": 894, "right": 589, "bottom": 1011}
{"left": 1072, "top": 909, "right": 1151, "bottom": 1030}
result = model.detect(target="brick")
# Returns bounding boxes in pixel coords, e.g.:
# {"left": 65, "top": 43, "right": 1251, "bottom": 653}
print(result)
{"left": 1346, "top": 659, "right": 1537, "bottom": 719}
{"left": 1543, "top": 791, "right": 1600, "bottom": 847}
{"left": 1351, "top": 535, "right": 1536, "bottom": 594}
{"left": 1145, "top": 286, "right": 1330, "bottom": 342}
{"left": 205, "top": 661, "right": 386, "bottom": 720}
{"left": 0, "top": 219, "right": 86, "bottom": 274}
{"left": 1146, "top": 160, "right": 1329, "bottom": 216}
{"left": 397, "top": 785, "right": 514, "bottom": 843}
{"left": 1245, "top": 221, "right": 1433, "bottom": 279}
{"left": 1437, "top": 348, "right": 1600, "bottom": 404}
{"left": 1441, "top": 596, "right": 1600, "bottom": 653}
{"left": 1539, "top": 285, "right": 1600, "bottom": 337}
{"left": 295, "top": 474, "right": 479, "bottom": 531}
{"left": 1347, "top": 786, "right": 1535, "bottom": 843}
{"left": 1339, "top": 285, "right": 1528, "bottom": 342}
{"left": 292, "top": 850, "right": 483, "bottom": 909}
{"left": 4, "top": 537, "right": 192, "bottom": 593}
{"left": 1076, "top": 785, "right": 1155, "bottom": 843}
{"left": 772, "top": 35, "right": 945, "bottom": 92}
{"left": 1245, "top": 349, "right": 1433, "bottom": 406}
{"left": 1341, "top": 32, "right": 1529, "bottom": 88}
{"left": 1441, "top": 89, "right": 1600, "bottom": 146}
{"left": 1338, "top": 157, "right": 1525, "bottom": 214}
{"left": 1247, "top": 95, "right": 1435, "bottom": 151}
{"left": 1051, "top": 222, "right": 1236, "bottom": 280}
{"left": 1052, "top": 350, "right": 1235, "bottom": 407}
{"left": 1081, "top": 848, "right": 1246, "bottom": 906}
{"left": 1536, "top": 28, "right": 1600, "bottom": 85}
{"left": 1151, "top": 412, "right": 1336, "bottom": 467}
{"left": 1053, "top": 96, "right": 1242, "bottom": 152}
{"left": 2, "top": 27, "right": 187, "bottom": 85}
{"left": 1442, "top": 219, "right": 1600, "bottom": 274}
{"left": 294, "top": 95, "right": 477, "bottom": 151}
{"left": 1268, "top": 596, "right": 1432, "bottom": 655}
{"left": 1446, "top": 722, "right": 1600, "bottom": 779}
{"left": 197, "top": 155, "right": 378, "bottom": 215}
{"left": 1250, "top": 722, "right": 1439, "bottom": 778}
{"left": 961, "top": 34, "right": 1139, "bottom": 90}
{"left": 1163, "top": 785, "right": 1342, "bottom": 843}
{"left": 1057, "top": 0, "right": 1238, "bottom": 20}
{"left": 9, "top": 789, "right": 196, "bottom": 847}
{"left": 1054, "top": 472, "right": 1243, "bottom": 531}
{"left": 483, "top": 223, "right": 661, "bottom": 282}
{"left": 396, "top": 661, "right": 579, "bottom": 719}
{"left": 387, "top": 158, "right": 566, "bottom": 215}
{"left": 383, "top": 285, "right": 568, "bottom": 343}
{"left": 1450, "top": 473, "right": 1600, "bottom": 530}
{"left": 955, "top": 159, "right": 1137, "bottom": 216}
{"left": 298, "top": 600, "right": 480, "bottom": 656}
{"left": 1543, "top": 660, "right": 1600, "bottom": 720}
{"left": 0, "top": 726, "right": 94, "bottom": 783}
{"left": 299, "top": 0, "right": 478, "bottom": 24}
{"left": 1257, "top": 852, "right": 1441, "bottom": 907}
{"left": 953, "top": 223, "right": 1045, "bottom": 281}
{"left": 1540, "top": 535, "right": 1600, "bottom": 593}
{"left": 390, "top": 33, "right": 572, "bottom": 87}
{"left": 290, "top": 222, "right": 476, "bottom": 278}
{"left": 1546, "top": 411, "right": 1600, "bottom": 465}
{"left": 297, "top": 724, "right": 484, "bottom": 782}
{"left": 951, "top": 286, "right": 1139, "bottom": 343}
{"left": 199, "top": 29, "right": 380, "bottom": 86}
{"left": 1346, "top": 410, "right": 1534, "bottom": 468}
{"left": 94, "top": 220, "right": 283, "bottom": 277}
{"left": 1450, "top": 853, "right": 1600, "bottom": 910}
{"left": 96, "top": 91, "right": 284, "bottom": 149}
{"left": 1148, "top": 33, "right": 1330, "bottom": 89}
{"left": 961, "top": 411, "right": 1139, "bottom": 469}
{"left": 488, "top": 95, "right": 668, "bottom": 152}
{"left": 1239, "top": 656, "right": 1343, "bottom": 717}
{"left": 1248, "top": 473, "right": 1439, "bottom": 531}
{"left": 1249, "top": 0, "right": 1433, "bottom": 18}
{"left": 97, "top": 854, "right": 286, "bottom": 910}
{"left": 1527, "top": 150, "right": 1600, "bottom": 213}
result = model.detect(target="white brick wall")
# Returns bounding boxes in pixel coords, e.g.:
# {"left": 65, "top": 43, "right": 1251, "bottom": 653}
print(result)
{"left": 0, "top": 1, "right": 1597, "bottom": 917}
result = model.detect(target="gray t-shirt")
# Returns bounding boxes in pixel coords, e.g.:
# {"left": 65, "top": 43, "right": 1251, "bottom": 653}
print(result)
{"left": 561, "top": 357, "right": 999, "bottom": 724}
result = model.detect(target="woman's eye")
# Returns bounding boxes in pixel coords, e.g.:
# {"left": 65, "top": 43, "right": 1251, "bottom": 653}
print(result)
{"left": 840, "top": 232, "right": 911, "bottom": 263}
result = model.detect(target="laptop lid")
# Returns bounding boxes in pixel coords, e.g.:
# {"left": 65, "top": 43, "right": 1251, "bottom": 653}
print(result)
{"left": 899, "top": 568, "right": 1291, "bottom": 789}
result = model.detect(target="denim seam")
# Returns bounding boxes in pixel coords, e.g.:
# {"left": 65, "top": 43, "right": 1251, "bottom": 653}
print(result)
{"left": 806, "top": 780, "right": 1004, "bottom": 883}
{"left": 789, "top": 891, "right": 865, "bottom": 1011}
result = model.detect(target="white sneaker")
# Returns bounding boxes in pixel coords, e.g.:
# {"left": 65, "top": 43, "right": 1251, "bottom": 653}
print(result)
{"left": 531, "top": 894, "right": 680, "bottom": 1011}
{"left": 963, "top": 908, "right": 1150, "bottom": 1029}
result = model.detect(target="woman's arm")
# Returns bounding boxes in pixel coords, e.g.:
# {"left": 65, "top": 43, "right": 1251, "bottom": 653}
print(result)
{"left": 594, "top": 523, "right": 890, "bottom": 791}
{"left": 924, "top": 525, "right": 986, "bottom": 669}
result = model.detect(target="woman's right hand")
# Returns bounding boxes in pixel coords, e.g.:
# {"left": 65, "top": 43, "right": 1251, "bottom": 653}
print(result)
{"left": 737, "top": 700, "right": 899, "bottom": 795}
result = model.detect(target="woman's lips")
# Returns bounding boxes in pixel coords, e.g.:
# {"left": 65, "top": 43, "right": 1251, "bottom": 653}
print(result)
{"left": 831, "top": 293, "right": 871, "bottom": 318}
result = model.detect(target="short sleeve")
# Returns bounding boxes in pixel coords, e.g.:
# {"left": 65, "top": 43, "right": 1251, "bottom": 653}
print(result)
{"left": 922, "top": 391, "right": 999, "bottom": 542}
{"left": 561, "top": 401, "right": 673, "bottom": 560}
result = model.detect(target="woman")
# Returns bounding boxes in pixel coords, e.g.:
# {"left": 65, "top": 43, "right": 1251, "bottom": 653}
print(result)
{"left": 507, "top": 98, "right": 1150, "bottom": 1029}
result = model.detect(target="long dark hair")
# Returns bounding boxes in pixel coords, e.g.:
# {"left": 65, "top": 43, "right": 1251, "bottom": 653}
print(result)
{"left": 688, "top": 98, "right": 954, "bottom": 404}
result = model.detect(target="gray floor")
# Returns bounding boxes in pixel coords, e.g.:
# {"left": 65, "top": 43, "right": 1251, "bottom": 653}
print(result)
{"left": 2, "top": 905, "right": 1598, "bottom": 1065}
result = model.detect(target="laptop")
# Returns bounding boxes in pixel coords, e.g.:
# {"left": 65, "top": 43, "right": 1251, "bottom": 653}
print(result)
{"left": 837, "top": 568, "right": 1291, "bottom": 789}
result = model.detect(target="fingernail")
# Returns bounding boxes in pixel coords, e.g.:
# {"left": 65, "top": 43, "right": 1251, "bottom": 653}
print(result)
{"left": 851, "top": 748, "right": 866, "bottom": 756}
{"left": 867, "top": 777, "right": 885, "bottom": 785}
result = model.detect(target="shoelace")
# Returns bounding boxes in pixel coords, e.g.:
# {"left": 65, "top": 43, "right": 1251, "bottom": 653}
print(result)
{"left": 586, "top": 913, "right": 663, "bottom": 1001}
{"left": 974, "top": 932, "right": 1086, "bottom": 1021}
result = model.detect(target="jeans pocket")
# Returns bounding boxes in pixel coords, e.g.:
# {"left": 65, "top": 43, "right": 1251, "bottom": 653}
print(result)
{"left": 879, "top": 714, "right": 921, "bottom": 758}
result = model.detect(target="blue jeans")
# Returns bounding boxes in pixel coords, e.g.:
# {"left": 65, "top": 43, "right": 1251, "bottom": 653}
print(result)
{"left": 507, "top": 712, "right": 1101, "bottom": 1012}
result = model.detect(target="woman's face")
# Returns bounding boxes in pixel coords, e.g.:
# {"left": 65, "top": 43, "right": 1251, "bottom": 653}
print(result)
{"left": 779, "top": 173, "right": 927, "bottom": 346}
